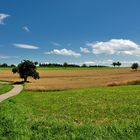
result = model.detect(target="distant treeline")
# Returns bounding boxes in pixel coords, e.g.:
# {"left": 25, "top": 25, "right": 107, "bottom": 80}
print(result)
{"left": 39, "top": 63, "right": 80, "bottom": 67}
{"left": 0, "top": 62, "right": 108, "bottom": 68}
{"left": 39, "top": 63, "right": 108, "bottom": 68}
{"left": 0, "top": 63, "right": 16, "bottom": 67}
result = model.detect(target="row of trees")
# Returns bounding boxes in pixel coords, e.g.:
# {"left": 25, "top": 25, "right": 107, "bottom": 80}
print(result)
{"left": 39, "top": 62, "right": 108, "bottom": 68}
{"left": 0, "top": 62, "right": 108, "bottom": 68}
{"left": 1, "top": 61, "right": 140, "bottom": 69}
{"left": 39, "top": 63, "right": 80, "bottom": 68}
{"left": 0, "top": 63, "right": 15, "bottom": 67}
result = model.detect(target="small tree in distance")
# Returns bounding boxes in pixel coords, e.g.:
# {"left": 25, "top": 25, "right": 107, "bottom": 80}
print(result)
{"left": 112, "top": 62, "right": 117, "bottom": 67}
{"left": 112, "top": 61, "right": 121, "bottom": 67}
{"left": 81, "top": 64, "right": 87, "bottom": 67}
{"left": 131, "top": 63, "right": 139, "bottom": 70}
{"left": 116, "top": 61, "right": 121, "bottom": 67}
{"left": 63, "top": 62, "right": 68, "bottom": 68}
{"left": 12, "top": 60, "right": 40, "bottom": 82}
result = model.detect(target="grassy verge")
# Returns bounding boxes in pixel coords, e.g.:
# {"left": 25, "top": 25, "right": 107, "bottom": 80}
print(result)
{"left": 0, "top": 85, "right": 140, "bottom": 139}
{"left": 0, "top": 67, "right": 12, "bottom": 70}
{"left": 0, "top": 83, "right": 13, "bottom": 95}
{"left": 37, "top": 67, "right": 127, "bottom": 70}
{"left": 0, "top": 67, "right": 128, "bottom": 71}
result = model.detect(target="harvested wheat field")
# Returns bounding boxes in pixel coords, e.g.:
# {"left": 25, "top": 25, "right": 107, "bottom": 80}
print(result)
{"left": 0, "top": 68, "right": 140, "bottom": 91}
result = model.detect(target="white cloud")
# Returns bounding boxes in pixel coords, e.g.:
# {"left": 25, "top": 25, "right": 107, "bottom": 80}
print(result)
{"left": 93, "top": 59, "right": 113, "bottom": 66}
{"left": 45, "top": 48, "right": 81, "bottom": 57}
{"left": 0, "top": 55, "right": 18, "bottom": 59}
{"left": 51, "top": 42, "right": 61, "bottom": 46}
{"left": 14, "top": 43, "right": 39, "bottom": 49}
{"left": 80, "top": 47, "right": 90, "bottom": 53}
{"left": 83, "top": 60, "right": 113, "bottom": 66}
{"left": 22, "top": 26, "right": 30, "bottom": 32}
{"left": 84, "top": 61, "right": 95, "bottom": 65}
{"left": 0, "top": 13, "right": 10, "bottom": 25}
{"left": 87, "top": 39, "right": 140, "bottom": 56}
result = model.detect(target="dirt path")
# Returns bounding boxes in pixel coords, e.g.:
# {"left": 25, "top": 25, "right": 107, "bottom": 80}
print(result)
{"left": 0, "top": 85, "right": 23, "bottom": 102}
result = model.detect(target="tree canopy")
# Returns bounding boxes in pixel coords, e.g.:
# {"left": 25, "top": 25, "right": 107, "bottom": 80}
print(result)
{"left": 112, "top": 61, "right": 122, "bottom": 67}
{"left": 131, "top": 63, "right": 139, "bottom": 70}
{"left": 12, "top": 60, "right": 40, "bottom": 82}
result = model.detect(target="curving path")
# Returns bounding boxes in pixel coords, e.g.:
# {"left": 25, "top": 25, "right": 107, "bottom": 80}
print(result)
{"left": 0, "top": 84, "right": 23, "bottom": 102}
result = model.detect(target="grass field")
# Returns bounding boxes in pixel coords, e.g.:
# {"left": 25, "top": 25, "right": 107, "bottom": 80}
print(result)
{"left": 0, "top": 85, "right": 140, "bottom": 139}
{"left": 0, "top": 83, "right": 13, "bottom": 95}
{"left": 37, "top": 66, "right": 121, "bottom": 70}
{"left": 0, "top": 66, "right": 124, "bottom": 71}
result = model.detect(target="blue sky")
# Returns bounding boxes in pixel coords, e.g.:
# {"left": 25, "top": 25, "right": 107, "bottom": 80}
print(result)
{"left": 1, "top": 0, "right": 140, "bottom": 66}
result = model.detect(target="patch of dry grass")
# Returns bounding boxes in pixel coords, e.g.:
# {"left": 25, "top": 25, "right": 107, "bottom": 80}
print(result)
{"left": 0, "top": 68, "right": 140, "bottom": 91}
{"left": 108, "top": 79, "right": 140, "bottom": 86}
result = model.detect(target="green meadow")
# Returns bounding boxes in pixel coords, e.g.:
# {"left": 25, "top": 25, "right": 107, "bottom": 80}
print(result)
{"left": 0, "top": 66, "right": 127, "bottom": 71}
{"left": 0, "top": 85, "right": 140, "bottom": 139}
{"left": 0, "top": 83, "right": 13, "bottom": 95}
{"left": 37, "top": 66, "right": 126, "bottom": 70}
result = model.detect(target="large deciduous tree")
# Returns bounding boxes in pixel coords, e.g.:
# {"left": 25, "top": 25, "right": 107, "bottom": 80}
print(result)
{"left": 12, "top": 60, "right": 40, "bottom": 82}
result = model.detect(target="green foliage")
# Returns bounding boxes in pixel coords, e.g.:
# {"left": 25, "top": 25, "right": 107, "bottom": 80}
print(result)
{"left": 131, "top": 63, "right": 139, "bottom": 70}
{"left": 112, "top": 61, "right": 122, "bottom": 67}
{"left": 81, "top": 64, "right": 87, "bottom": 67}
{"left": 12, "top": 67, "right": 18, "bottom": 73}
{"left": 0, "top": 83, "right": 13, "bottom": 95}
{"left": 116, "top": 61, "right": 121, "bottom": 67}
{"left": 0, "top": 85, "right": 140, "bottom": 139}
{"left": 12, "top": 60, "right": 40, "bottom": 82}
{"left": 63, "top": 62, "right": 68, "bottom": 67}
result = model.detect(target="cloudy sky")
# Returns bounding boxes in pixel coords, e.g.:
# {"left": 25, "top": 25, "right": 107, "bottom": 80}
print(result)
{"left": 1, "top": 0, "right": 140, "bottom": 66}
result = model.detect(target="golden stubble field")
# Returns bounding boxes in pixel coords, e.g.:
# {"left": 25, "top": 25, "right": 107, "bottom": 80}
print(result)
{"left": 0, "top": 68, "right": 140, "bottom": 91}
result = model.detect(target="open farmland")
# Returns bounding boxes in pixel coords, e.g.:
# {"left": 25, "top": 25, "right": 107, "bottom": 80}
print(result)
{"left": 0, "top": 68, "right": 140, "bottom": 91}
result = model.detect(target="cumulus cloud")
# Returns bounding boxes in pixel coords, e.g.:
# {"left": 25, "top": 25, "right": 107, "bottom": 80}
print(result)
{"left": 80, "top": 47, "right": 90, "bottom": 53}
{"left": 45, "top": 48, "right": 81, "bottom": 57}
{"left": 22, "top": 26, "right": 30, "bottom": 32}
{"left": 87, "top": 39, "right": 140, "bottom": 56}
{"left": 14, "top": 43, "right": 39, "bottom": 49}
{"left": 0, "top": 13, "right": 10, "bottom": 25}
{"left": 51, "top": 42, "right": 61, "bottom": 46}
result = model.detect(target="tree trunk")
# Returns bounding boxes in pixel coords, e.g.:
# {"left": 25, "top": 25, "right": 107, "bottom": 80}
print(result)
{"left": 24, "top": 76, "right": 28, "bottom": 82}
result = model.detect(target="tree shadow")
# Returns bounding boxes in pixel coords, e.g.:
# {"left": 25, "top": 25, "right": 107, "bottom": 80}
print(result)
{"left": 13, "top": 81, "right": 25, "bottom": 85}
{"left": 13, "top": 81, "right": 31, "bottom": 84}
